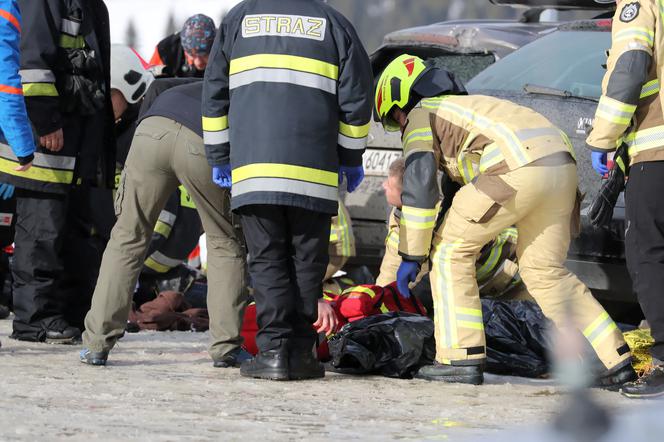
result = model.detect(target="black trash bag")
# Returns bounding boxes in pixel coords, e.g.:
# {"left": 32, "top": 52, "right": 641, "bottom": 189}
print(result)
{"left": 482, "top": 299, "right": 553, "bottom": 378}
{"left": 328, "top": 312, "right": 435, "bottom": 378}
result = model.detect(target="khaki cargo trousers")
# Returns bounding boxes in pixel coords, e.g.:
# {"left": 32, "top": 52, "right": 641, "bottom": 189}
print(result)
{"left": 83, "top": 116, "right": 247, "bottom": 360}
{"left": 430, "top": 155, "right": 631, "bottom": 371}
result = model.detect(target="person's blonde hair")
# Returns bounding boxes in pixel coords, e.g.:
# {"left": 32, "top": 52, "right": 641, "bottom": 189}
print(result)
{"left": 388, "top": 158, "right": 405, "bottom": 184}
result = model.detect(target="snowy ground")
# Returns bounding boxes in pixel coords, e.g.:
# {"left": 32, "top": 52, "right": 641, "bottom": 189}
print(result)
{"left": 0, "top": 316, "right": 640, "bottom": 441}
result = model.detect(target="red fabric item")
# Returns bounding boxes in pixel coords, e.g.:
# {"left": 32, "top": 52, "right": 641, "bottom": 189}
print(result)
{"left": 240, "top": 283, "right": 426, "bottom": 360}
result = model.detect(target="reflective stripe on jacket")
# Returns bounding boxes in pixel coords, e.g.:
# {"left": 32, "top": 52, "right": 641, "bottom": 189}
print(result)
{"left": 399, "top": 95, "right": 572, "bottom": 260}
{"left": 329, "top": 199, "right": 355, "bottom": 259}
{"left": 144, "top": 187, "right": 203, "bottom": 275}
{"left": 202, "top": 0, "right": 373, "bottom": 214}
{"left": 8, "top": 0, "right": 115, "bottom": 193}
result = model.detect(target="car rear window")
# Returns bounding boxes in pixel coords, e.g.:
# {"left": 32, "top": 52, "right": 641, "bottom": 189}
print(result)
{"left": 466, "top": 30, "right": 610, "bottom": 99}
{"left": 428, "top": 54, "right": 495, "bottom": 84}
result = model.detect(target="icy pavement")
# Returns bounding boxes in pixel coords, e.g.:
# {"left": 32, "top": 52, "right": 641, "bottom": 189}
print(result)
{"left": 0, "top": 317, "right": 638, "bottom": 441}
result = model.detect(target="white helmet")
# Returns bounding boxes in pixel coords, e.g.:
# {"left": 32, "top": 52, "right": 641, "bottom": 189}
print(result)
{"left": 110, "top": 44, "right": 154, "bottom": 104}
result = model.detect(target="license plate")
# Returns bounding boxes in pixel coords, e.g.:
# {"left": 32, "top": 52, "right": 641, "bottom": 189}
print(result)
{"left": 363, "top": 149, "right": 402, "bottom": 176}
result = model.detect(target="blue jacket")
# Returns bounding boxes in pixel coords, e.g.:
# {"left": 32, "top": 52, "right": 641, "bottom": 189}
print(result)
{"left": 0, "top": 0, "right": 35, "bottom": 160}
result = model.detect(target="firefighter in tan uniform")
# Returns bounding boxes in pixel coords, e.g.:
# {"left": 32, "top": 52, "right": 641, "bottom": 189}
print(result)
{"left": 377, "top": 158, "right": 522, "bottom": 298}
{"left": 375, "top": 54, "right": 635, "bottom": 386}
{"left": 325, "top": 200, "right": 355, "bottom": 281}
{"left": 587, "top": 0, "right": 664, "bottom": 398}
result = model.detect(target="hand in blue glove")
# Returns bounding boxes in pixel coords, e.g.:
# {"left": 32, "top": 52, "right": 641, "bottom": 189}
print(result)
{"left": 212, "top": 164, "right": 232, "bottom": 189}
{"left": 591, "top": 151, "right": 609, "bottom": 176}
{"left": 396, "top": 259, "right": 419, "bottom": 298}
{"left": 339, "top": 165, "right": 364, "bottom": 193}
{"left": 0, "top": 183, "right": 15, "bottom": 200}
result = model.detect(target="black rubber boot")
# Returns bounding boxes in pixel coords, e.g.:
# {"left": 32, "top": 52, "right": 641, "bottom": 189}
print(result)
{"left": 620, "top": 365, "right": 664, "bottom": 399}
{"left": 594, "top": 363, "right": 637, "bottom": 391}
{"left": 289, "top": 346, "right": 325, "bottom": 380}
{"left": 240, "top": 348, "right": 289, "bottom": 381}
{"left": 45, "top": 325, "right": 81, "bottom": 345}
{"left": 415, "top": 362, "right": 484, "bottom": 385}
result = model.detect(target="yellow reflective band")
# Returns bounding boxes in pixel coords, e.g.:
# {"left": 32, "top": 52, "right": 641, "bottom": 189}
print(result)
{"left": 329, "top": 232, "right": 339, "bottom": 242}
{"left": 456, "top": 307, "right": 484, "bottom": 330}
{"left": 378, "top": 303, "right": 390, "bottom": 314}
{"left": 22, "top": 83, "right": 58, "bottom": 97}
{"left": 456, "top": 307, "right": 482, "bottom": 317}
{"left": 0, "top": 157, "right": 72, "bottom": 183}
{"left": 613, "top": 28, "right": 655, "bottom": 47}
{"left": 336, "top": 204, "right": 351, "bottom": 257}
{"left": 439, "top": 101, "right": 530, "bottom": 167}
{"left": 401, "top": 206, "right": 437, "bottom": 229}
{"left": 420, "top": 97, "right": 444, "bottom": 109}
{"left": 342, "top": 285, "right": 379, "bottom": 298}
{"left": 202, "top": 116, "right": 228, "bottom": 132}
{"left": 479, "top": 143, "right": 505, "bottom": 173}
{"left": 386, "top": 230, "right": 399, "bottom": 248}
{"left": 232, "top": 163, "right": 337, "bottom": 187}
{"left": 624, "top": 125, "right": 664, "bottom": 157}
{"left": 179, "top": 185, "right": 196, "bottom": 209}
{"left": 229, "top": 53, "right": 339, "bottom": 79}
{"left": 403, "top": 127, "right": 433, "bottom": 149}
{"left": 59, "top": 34, "right": 85, "bottom": 49}
{"left": 145, "top": 257, "right": 170, "bottom": 273}
{"left": 401, "top": 218, "right": 435, "bottom": 229}
{"left": 583, "top": 312, "right": 609, "bottom": 337}
{"left": 402, "top": 206, "right": 437, "bottom": 217}
{"left": 640, "top": 79, "right": 660, "bottom": 99}
{"left": 432, "top": 238, "right": 465, "bottom": 349}
{"left": 596, "top": 96, "right": 636, "bottom": 125}
{"left": 476, "top": 239, "right": 505, "bottom": 281}
{"left": 154, "top": 221, "right": 172, "bottom": 238}
{"left": 339, "top": 121, "right": 370, "bottom": 139}
{"left": 615, "top": 27, "right": 655, "bottom": 46}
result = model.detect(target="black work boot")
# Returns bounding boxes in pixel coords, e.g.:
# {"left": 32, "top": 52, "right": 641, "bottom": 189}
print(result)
{"left": 415, "top": 362, "right": 484, "bottom": 385}
{"left": 45, "top": 324, "right": 81, "bottom": 345}
{"left": 79, "top": 348, "right": 108, "bottom": 366}
{"left": 213, "top": 347, "right": 253, "bottom": 368}
{"left": 289, "top": 346, "right": 325, "bottom": 380}
{"left": 240, "top": 347, "right": 289, "bottom": 381}
{"left": 594, "top": 363, "right": 637, "bottom": 391}
{"left": 620, "top": 365, "right": 664, "bottom": 399}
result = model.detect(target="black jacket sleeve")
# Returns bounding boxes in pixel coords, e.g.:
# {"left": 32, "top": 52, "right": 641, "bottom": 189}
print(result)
{"left": 18, "top": 0, "right": 63, "bottom": 135}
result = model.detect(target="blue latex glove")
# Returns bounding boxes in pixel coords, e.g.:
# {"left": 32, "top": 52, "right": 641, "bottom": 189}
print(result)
{"left": 339, "top": 165, "right": 364, "bottom": 193}
{"left": 591, "top": 151, "right": 609, "bottom": 176}
{"left": 396, "top": 260, "right": 419, "bottom": 298}
{"left": 212, "top": 164, "right": 232, "bottom": 189}
{"left": 0, "top": 183, "right": 15, "bottom": 200}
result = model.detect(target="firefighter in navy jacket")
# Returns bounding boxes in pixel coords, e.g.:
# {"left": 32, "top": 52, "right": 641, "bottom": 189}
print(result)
{"left": 203, "top": 0, "right": 373, "bottom": 380}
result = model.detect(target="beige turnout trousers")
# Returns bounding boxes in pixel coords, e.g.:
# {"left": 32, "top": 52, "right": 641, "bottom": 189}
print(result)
{"left": 83, "top": 117, "right": 247, "bottom": 360}
{"left": 430, "top": 159, "right": 631, "bottom": 371}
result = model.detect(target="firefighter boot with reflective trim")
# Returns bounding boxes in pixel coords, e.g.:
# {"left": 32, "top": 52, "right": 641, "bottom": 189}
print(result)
{"left": 289, "top": 346, "right": 325, "bottom": 380}
{"left": 620, "top": 365, "right": 664, "bottom": 399}
{"left": 594, "top": 363, "right": 637, "bottom": 391}
{"left": 79, "top": 348, "right": 108, "bottom": 366}
{"left": 240, "top": 348, "right": 289, "bottom": 381}
{"left": 415, "top": 362, "right": 484, "bottom": 385}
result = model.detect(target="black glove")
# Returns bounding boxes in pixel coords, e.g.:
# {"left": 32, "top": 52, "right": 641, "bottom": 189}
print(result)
{"left": 587, "top": 143, "right": 629, "bottom": 228}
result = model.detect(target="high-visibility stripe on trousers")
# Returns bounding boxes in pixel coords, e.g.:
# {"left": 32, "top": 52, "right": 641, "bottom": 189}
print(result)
{"left": 429, "top": 162, "right": 631, "bottom": 370}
